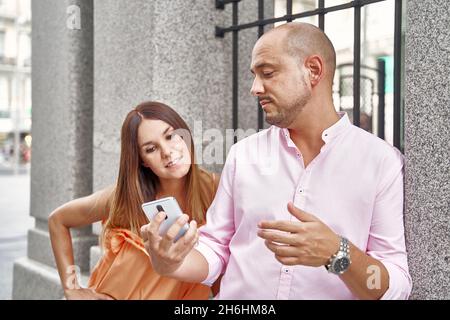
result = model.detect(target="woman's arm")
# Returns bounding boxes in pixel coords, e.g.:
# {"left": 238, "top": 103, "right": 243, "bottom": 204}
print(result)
{"left": 48, "top": 186, "right": 114, "bottom": 300}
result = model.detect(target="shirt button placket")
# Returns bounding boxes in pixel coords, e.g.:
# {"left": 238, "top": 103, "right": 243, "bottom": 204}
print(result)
{"left": 277, "top": 266, "right": 293, "bottom": 299}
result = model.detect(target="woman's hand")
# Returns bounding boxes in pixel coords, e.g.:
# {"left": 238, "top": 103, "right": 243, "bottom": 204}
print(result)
{"left": 141, "top": 212, "right": 199, "bottom": 276}
{"left": 64, "top": 288, "right": 114, "bottom": 300}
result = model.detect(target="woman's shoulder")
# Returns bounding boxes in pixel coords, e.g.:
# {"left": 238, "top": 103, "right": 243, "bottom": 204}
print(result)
{"left": 93, "top": 185, "right": 115, "bottom": 223}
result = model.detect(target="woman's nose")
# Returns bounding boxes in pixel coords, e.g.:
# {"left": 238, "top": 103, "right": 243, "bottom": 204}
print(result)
{"left": 160, "top": 142, "right": 172, "bottom": 158}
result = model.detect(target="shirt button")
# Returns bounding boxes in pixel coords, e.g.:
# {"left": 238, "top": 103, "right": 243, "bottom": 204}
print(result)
{"left": 299, "top": 189, "right": 303, "bottom": 193}
{"left": 284, "top": 268, "right": 289, "bottom": 273}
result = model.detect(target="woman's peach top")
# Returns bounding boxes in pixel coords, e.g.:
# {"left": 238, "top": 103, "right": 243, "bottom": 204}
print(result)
{"left": 87, "top": 170, "right": 218, "bottom": 300}
{"left": 87, "top": 228, "right": 210, "bottom": 299}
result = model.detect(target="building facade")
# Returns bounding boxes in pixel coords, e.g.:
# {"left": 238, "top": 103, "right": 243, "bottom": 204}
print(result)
{"left": 0, "top": 0, "right": 31, "bottom": 174}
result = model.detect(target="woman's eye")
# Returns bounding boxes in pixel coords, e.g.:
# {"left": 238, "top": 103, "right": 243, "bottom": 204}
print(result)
{"left": 263, "top": 72, "right": 273, "bottom": 77}
{"left": 146, "top": 146, "right": 156, "bottom": 153}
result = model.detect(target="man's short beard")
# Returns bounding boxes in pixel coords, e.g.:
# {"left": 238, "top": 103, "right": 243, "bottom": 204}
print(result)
{"left": 265, "top": 92, "right": 311, "bottom": 128}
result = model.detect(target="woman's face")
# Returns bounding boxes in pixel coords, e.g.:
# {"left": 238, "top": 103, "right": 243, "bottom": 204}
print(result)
{"left": 137, "top": 119, "right": 191, "bottom": 180}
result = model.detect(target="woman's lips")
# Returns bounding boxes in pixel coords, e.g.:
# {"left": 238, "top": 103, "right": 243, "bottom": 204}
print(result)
{"left": 165, "top": 156, "right": 182, "bottom": 168}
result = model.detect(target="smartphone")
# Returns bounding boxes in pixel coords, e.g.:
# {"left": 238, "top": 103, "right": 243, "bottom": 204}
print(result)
{"left": 141, "top": 197, "right": 189, "bottom": 242}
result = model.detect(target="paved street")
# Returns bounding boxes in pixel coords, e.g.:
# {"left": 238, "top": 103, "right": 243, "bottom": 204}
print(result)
{"left": 0, "top": 173, "right": 34, "bottom": 300}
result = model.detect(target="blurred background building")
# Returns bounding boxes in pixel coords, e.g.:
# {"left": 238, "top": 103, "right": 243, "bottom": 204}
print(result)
{"left": 0, "top": 0, "right": 33, "bottom": 301}
{"left": 0, "top": 0, "right": 31, "bottom": 175}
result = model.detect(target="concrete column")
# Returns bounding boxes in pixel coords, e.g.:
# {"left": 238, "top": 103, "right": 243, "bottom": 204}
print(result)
{"left": 404, "top": 0, "right": 450, "bottom": 299}
{"left": 13, "top": 0, "right": 95, "bottom": 299}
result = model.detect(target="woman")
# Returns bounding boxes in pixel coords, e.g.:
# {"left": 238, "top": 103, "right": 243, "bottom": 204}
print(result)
{"left": 48, "top": 101, "right": 220, "bottom": 299}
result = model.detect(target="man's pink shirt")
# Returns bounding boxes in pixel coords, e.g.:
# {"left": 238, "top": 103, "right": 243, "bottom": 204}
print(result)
{"left": 197, "top": 112, "right": 412, "bottom": 299}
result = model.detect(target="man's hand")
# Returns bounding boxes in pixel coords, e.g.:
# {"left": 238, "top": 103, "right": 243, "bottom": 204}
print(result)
{"left": 257, "top": 202, "right": 340, "bottom": 267}
{"left": 140, "top": 211, "right": 199, "bottom": 276}
{"left": 64, "top": 288, "right": 114, "bottom": 300}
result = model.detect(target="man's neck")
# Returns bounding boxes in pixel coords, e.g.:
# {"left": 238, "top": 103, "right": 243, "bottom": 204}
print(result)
{"left": 287, "top": 99, "right": 340, "bottom": 165}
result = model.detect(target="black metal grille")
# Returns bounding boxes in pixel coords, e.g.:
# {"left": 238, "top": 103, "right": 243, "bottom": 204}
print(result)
{"left": 215, "top": 0, "right": 403, "bottom": 151}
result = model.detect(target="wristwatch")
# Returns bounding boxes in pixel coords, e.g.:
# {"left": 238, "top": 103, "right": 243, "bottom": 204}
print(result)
{"left": 325, "top": 236, "right": 351, "bottom": 275}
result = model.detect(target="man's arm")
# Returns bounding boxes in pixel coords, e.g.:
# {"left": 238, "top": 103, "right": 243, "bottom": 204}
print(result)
{"left": 140, "top": 212, "right": 208, "bottom": 282}
{"left": 362, "top": 153, "right": 412, "bottom": 299}
{"left": 339, "top": 242, "right": 389, "bottom": 299}
{"left": 170, "top": 249, "right": 209, "bottom": 282}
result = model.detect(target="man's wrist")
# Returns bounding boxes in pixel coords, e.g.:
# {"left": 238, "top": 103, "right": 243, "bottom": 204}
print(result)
{"left": 328, "top": 233, "right": 341, "bottom": 259}
{"left": 325, "top": 235, "right": 352, "bottom": 275}
{"left": 154, "top": 259, "right": 184, "bottom": 277}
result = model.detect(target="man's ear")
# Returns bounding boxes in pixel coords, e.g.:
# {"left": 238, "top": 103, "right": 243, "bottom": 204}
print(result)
{"left": 305, "top": 55, "right": 324, "bottom": 87}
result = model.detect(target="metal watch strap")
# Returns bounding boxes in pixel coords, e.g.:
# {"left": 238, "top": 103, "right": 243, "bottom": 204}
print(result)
{"left": 325, "top": 236, "right": 350, "bottom": 272}
{"left": 340, "top": 237, "right": 350, "bottom": 255}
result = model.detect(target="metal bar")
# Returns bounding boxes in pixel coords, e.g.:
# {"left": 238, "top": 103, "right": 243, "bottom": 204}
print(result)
{"left": 377, "top": 59, "right": 386, "bottom": 140}
{"left": 216, "top": 0, "right": 241, "bottom": 10}
{"left": 258, "top": 0, "right": 265, "bottom": 37}
{"left": 258, "top": 0, "right": 264, "bottom": 130}
{"left": 318, "top": 0, "right": 325, "bottom": 30}
{"left": 216, "top": 0, "right": 386, "bottom": 35}
{"left": 232, "top": 0, "right": 238, "bottom": 137}
{"left": 353, "top": 2, "right": 361, "bottom": 127}
{"left": 286, "top": 0, "right": 293, "bottom": 22}
{"left": 393, "top": 0, "right": 402, "bottom": 149}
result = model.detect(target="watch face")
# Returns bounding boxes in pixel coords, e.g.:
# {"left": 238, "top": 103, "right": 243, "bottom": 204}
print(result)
{"left": 334, "top": 257, "right": 350, "bottom": 273}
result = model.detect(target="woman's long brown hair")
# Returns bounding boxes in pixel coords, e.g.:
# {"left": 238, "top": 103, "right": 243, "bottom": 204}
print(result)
{"left": 101, "top": 101, "right": 215, "bottom": 245}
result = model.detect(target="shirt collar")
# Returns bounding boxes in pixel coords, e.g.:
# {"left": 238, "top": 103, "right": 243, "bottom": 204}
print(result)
{"left": 280, "top": 111, "right": 351, "bottom": 146}
{"left": 321, "top": 111, "right": 351, "bottom": 144}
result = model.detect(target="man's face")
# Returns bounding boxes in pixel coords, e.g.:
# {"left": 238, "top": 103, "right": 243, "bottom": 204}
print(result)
{"left": 250, "top": 34, "right": 312, "bottom": 128}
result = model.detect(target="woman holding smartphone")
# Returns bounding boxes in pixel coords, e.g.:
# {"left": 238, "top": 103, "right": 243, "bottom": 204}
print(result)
{"left": 48, "top": 101, "right": 220, "bottom": 300}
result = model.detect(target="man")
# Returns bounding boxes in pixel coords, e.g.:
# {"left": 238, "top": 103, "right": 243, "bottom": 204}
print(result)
{"left": 141, "top": 22, "right": 412, "bottom": 299}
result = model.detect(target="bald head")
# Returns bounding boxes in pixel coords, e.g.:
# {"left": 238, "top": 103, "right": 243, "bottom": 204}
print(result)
{"left": 258, "top": 22, "right": 336, "bottom": 82}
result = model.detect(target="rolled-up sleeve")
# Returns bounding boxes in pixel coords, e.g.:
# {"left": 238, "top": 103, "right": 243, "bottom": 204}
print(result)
{"left": 196, "top": 146, "right": 237, "bottom": 286}
{"left": 366, "top": 149, "right": 412, "bottom": 300}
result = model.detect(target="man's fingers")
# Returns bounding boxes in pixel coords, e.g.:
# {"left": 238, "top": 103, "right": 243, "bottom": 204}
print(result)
{"left": 274, "top": 255, "right": 299, "bottom": 266}
{"left": 287, "top": 202, "right": 317, "bottom": 222}
{"left": 141, "top": 213, "right": 166, "bottom": 252}
{"left": 140, "top": 224, "right": 149, "bottom": 242}
{"left": 264, "top": 240, "right": 297, "bottom": 257}
{"left": 258, "top": 220, "right": 302, "bottom": 233}
{"left": 171, "top": 220, "right": 198, "bottom": 254}
{"left": 148, "top": 211, "right": 168, "bottom": 235}
{"left": 160, "top": 214, "right": 189, "bottom": 252}
{"left": 182, "top": 220, "right": 198, "bottom": 245}
{"left": 257, "top": 229, "right": 299, "bottom": 245}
